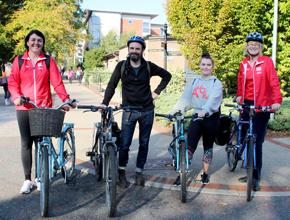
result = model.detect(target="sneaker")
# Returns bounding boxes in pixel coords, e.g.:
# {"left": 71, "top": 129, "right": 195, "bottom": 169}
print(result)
{"left": 135, "top": 172, "right": 145, "bottom": 186}
{"left": 188, "top": 150, "right": 193, "bottom": 165}
{"left": 20, "top": 180, "right": 33, "bottom": 194}
{"left": 202, "top": 173, "right": 210, "bottom": 185}
{"left": 5, "top": 99, "right": 10, "bottom": 106}
{"left": 118, "top": 169, "right": 129, "bottom": 188}
{"left": 173, "top": 176, "right": 180, "bottom": 186}
{"left": 35, "top": 178, "right": 41, "bottom": 191}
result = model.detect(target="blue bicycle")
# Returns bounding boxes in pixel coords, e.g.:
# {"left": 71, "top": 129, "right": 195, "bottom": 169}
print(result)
{"left": 155, "top": 112, "right": 197, "bottom": 203}
{"left": 21, "top": 96, "right": 76, "bottom": 216}
{"left": 225, "top": 102, "right": 271, "bottom": 201}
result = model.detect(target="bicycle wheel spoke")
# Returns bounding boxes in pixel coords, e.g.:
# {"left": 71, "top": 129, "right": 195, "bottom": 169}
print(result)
{"left": 61, "top": 128, "right": 75, "bottom": 180}
{"left": 226, "top": 122, "right": 238, "bottom": 172}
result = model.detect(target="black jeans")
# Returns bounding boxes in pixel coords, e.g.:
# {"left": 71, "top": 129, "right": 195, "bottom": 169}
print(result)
{"left": 3, "top": 84, "right": 11, "bottom": 99}
{"left": 119, "top": 109, "right": 154, "bottom": 173}
{"left": 241, "top": 100, "right": 270, "bottom": 180}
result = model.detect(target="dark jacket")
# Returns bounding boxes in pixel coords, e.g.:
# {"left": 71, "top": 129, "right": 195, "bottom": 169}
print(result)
{"left": 102, "top": 57, "right": 172, "bottom": 111}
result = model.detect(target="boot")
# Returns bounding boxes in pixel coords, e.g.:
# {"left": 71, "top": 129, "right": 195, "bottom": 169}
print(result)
{"left": 135, "top": 172, "right": 145, "bottom": 186}
{"left": 118, "top": 169, "right": 129, "bottom": 188}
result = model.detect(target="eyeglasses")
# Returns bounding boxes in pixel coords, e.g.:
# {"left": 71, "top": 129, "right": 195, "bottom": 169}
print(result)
{"left": 248, "top": 43, "right": 260, "bottom": 48}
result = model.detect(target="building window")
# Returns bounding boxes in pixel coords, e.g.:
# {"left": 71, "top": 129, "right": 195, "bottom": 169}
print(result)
{"left": 143, "top": 21, "right": 150, "bottom": 34}
{"left": 128, "top": 20, "right": 133, "bottom": 24}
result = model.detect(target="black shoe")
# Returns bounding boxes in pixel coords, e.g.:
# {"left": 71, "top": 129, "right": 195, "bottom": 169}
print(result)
{"left": 253, "top": 179, "right": 261, "bottom": 191}
{"left": 173, "top": 176, "right": 180, "bottom": 186}
{"left": 118, "top": 169, "right": 129, "bottom": 188}
{"left": 202, "top": 173, "right": 210, "bottom": 185}
{"left": 238, "top": 176, "right": 247, "bottom": 183}
{"left": 135, "top": 172, "right": 145, "bottom": 186}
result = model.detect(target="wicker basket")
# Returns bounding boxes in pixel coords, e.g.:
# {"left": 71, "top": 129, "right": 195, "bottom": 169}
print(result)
{"left": 28, "top": 108, "right": 66, "bottom": 137}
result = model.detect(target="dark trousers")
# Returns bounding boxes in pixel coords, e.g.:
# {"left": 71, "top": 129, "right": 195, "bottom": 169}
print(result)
{"left": 17, "top": 110, "right": 38, "bottom": 180}
{"left": 3, "top": 84, "right": 11, "bottom": 99}
{"left": 119, "top": 109, "right": 154, "bottom": 172}
{"left": 242, "top": 100, "right": 270, "bottom": 180}
{"left": 187, "top": 112, "right": 220, "bottom": 153}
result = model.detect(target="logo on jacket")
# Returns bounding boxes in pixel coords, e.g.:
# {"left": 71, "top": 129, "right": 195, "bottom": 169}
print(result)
{"left": 192, "top": 86, "right": 208, "bottom": 99}
{"left": 38, "top": 63, "right": 43, "bottom": 70}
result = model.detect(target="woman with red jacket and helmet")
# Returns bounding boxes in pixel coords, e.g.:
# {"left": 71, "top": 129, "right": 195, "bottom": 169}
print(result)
{"left": 236, "top": 32, "right": 282, "bottom": 191}
{"left": 8, "top": 30, "right": 76, "bottom": 194}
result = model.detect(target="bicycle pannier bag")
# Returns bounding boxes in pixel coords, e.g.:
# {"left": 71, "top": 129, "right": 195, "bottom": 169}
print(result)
{"left": 215, "top": 114, "right": 232, "bottom": 146}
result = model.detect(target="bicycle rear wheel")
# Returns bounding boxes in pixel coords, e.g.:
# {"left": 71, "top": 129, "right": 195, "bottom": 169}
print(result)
{"left": 246, "top": 136, "right": 254, "bottom": 202}
{"left": 61, "top": 128, "right": 75, "bottom": 180}
{"left": 226, "top": 122, "right": 238, "bottom": 172}
{"left": 180, "top": 141, "right": 187, "bottom": 203}
{"left": 40, "top": 145, "right": 49, "bottom": 217}
{"left": 93, "top": 133, "right": 103, "bottom": 181}
{"left": 105, "top": 144, "right": 117, "bottom": 217}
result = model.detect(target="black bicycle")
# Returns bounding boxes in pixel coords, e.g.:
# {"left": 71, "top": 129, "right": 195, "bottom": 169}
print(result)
{"left": 78, "top": 104, "right": 142, "bottom": 217}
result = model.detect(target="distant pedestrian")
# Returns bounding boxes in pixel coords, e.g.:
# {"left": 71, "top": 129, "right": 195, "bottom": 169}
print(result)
{"left": 67, "top": 67, "right": 74, "bottom": 86}
{"left": 0, "top": 71, "right": 11, "bottom": 105}
{"left": 76, "top": 66, "right": 83, "bottom": 85}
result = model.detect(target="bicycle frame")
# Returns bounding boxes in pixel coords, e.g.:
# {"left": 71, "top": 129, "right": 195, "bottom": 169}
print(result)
{"left": 37, "top": 123, "right": 75, "bottom": 182}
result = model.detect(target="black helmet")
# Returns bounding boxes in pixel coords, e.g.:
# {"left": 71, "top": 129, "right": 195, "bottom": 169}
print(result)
{"left": 127, "top": 36, "right": 146, "bottom": 49}
{"left": 246, "top": 32, "right": 264, "bottom": 43}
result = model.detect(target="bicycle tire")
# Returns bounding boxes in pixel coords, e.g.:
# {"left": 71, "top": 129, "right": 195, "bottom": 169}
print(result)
{"left": 105, "top": 144, "right": 117, "bottom": 217}
{"left": 226, "top": 122, "right": 238, "bottom": 172}
{"left": 93, "top": 133, "right": 103, "bottom": 181}
{"left": 40, "top": 145, "right": 49, "bottom": 217}
{"left": 246, "top": 136, "right": 254, "bottom": 202}
{"left": 61, "top": 128, "right": 75, "bottom": 180}
{"left": 180, "top": 141, "right": 186, "bottom": 203}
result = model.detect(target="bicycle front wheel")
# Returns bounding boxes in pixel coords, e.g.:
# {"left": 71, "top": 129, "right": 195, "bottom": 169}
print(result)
{"left": 105, "top": 144, "right": 117, "bottom": 217}
{"left": 61, "top": 128, "right": 75, "bottom": 180}
{"left": 246, "top": 136, "right": 254, "bottom": 202}
{"left": 226, "top": 122, "right": 238, "bottom": 172}
{"left": 40, "top": 145, "right": 49, "bottom": 217}
{"left": 180, "top": 141, "right": 187, "bottom": 203}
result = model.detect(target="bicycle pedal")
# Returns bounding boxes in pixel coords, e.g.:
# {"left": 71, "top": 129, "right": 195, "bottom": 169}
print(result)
{"left": 86, "top": 151, "right": 95, "bottom": 157}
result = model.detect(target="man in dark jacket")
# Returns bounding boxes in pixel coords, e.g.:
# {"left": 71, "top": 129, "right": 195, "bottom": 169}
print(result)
{"left": 101, "top": 36, "right": 172, "bottom": 188}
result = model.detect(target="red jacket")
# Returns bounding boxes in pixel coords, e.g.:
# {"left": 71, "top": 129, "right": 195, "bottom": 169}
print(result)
{"left": 8, "top": 51, "right": 70, "bottom": 110}
{"left": 237, "top": 55, "right": 282, "bottom": 111}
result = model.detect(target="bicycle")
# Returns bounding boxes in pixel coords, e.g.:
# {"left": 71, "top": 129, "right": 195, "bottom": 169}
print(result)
{"left": 78, "top": 104, "right": 142, "bottom": 217}
{"left": 20, "top": 96, "right": 76, "bottom": 216}
{"left": 224, "top": 102, "right": 271, "bottom": 202}
{"left": 155, "top": 112, "right": 200, "bottom": 203}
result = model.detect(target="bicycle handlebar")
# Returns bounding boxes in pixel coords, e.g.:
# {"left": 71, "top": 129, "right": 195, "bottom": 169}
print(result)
{"left": 78, "top": 104, "right": 143, "bottom": 113}
{"left": 155, "top": 112, "right": 209, "bottom": 121}
{"left": 20, "top": 95, "right": 76, "bottom": 109}
{"left": 224, "top": 103, "right": 272, "bottom": 112}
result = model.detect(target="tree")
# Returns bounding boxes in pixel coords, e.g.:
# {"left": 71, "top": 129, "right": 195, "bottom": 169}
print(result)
{"left": 83, "top": 47, "right": 106, "bottom": 71}
{"left": 165, "top": 0, "right": 290, "bottom": 95}
{"left": 2, "top": 0, "right": 88, "bottom": 63}
{"left": 0, "top": 0, "right": 25, "bottom": 70}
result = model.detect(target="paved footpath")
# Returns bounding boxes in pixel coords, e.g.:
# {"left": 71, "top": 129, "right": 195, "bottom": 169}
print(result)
{"left": 1, "top": 79, "right": 290, "bottom": 219}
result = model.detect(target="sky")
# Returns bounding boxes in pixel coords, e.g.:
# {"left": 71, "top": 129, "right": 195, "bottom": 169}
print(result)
{"left": 80, "top": 0, "right": 168, "bottom": 24}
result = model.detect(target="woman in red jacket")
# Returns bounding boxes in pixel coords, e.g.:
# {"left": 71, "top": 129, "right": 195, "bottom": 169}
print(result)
{"left": 236, "top": 32, "right": 282, "bottom": 191}
{"left": 8, "top": 30, "right": 76, "bottom": 194}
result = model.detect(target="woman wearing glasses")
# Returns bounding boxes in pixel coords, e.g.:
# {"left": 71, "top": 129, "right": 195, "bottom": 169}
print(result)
{"left": 236, "top": 32, "right": 282, "bottom": 191}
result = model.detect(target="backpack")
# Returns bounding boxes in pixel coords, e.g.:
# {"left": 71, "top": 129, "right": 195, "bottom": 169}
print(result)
{"left": 120, "top": 60, "right": 151, "bottom": 81}
{"left": 18, "top": 54, "right": 50, "bottom": 71}
{"left": 215, "top": 114, "right": 232, "bottom": 146}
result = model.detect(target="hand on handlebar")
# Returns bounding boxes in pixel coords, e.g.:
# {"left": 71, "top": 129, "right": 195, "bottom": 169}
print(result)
{"left": 271, "top": 103, "right": 281, "bottom": 111}
{"left": 98, "top": 104, "right": 107, "bottom": 113}
{"left": 198, "top": 111, "right": 207, "bottom": 118}
{"left": 14, "top": 97, "right": 22, "bottom": 106}
{"left": 236, "top": 96, "right": 242, "bottom": 105}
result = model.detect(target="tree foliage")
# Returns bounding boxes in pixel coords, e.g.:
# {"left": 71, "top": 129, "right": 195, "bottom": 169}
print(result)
{"left": 100, "top": 29, "right": 136, "bottom": 53}
{"left": 2, "top": 0, "right": 88, "bottom": 63}
{"left": 165, "top": 0, "right": 290, "bottom": 95}
{"left": 83, "top": 47, "right": 106, "bottom": 71}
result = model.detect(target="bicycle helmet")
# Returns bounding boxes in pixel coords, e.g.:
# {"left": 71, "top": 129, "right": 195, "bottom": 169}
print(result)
{"left": 246, "top": 32, "right": 264, "bottom": 43}
{"left": 127, "top": 36, "right": 146, "bottom": 49}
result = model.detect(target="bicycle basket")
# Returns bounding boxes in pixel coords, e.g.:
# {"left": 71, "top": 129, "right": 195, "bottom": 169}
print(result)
{"left": 215, "top": 114, "right": 232, "bottom": 146}
{"left": 28, "top": 108, "right": 65, "bottom": 137}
